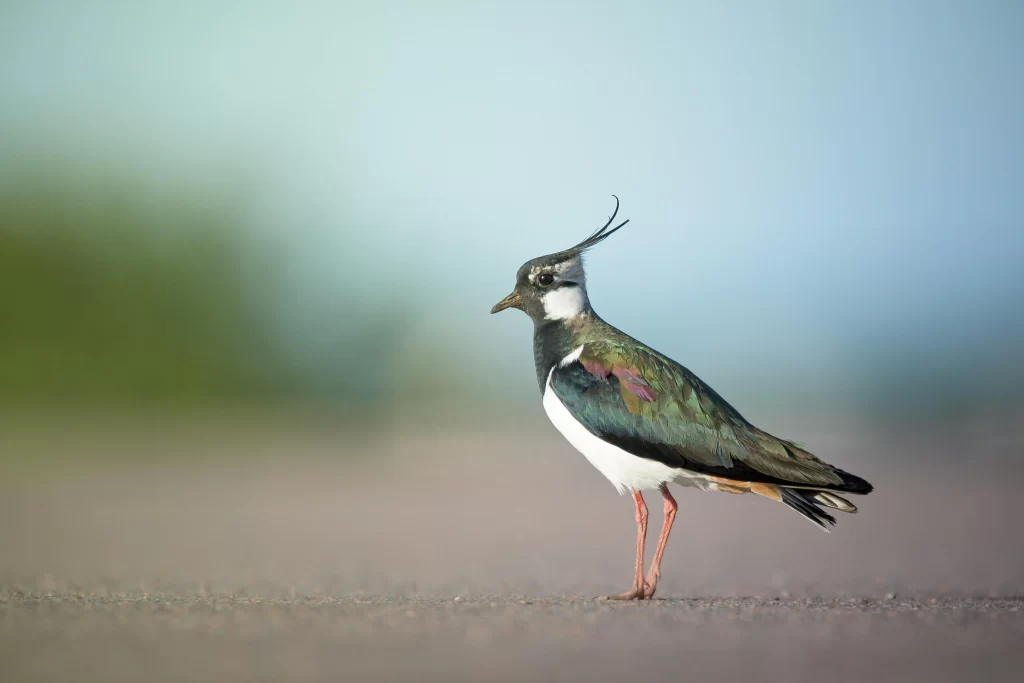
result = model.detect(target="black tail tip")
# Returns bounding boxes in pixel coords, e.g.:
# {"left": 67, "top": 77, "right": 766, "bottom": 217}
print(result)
{"left": 841, "top": 472, "right": 874, "bottom": 495}
{"left": 780, "top": 488, "right": 837, "bottom": 532}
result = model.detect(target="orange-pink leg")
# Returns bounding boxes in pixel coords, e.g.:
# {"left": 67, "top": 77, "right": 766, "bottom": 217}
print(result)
{"left": 643, "top": 484, "right": 677, "bottom": 599}
{"left": 601, "top": 489, "right": 649, "bottom": 600}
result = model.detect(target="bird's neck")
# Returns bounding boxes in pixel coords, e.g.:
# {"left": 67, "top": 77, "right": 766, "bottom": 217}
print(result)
{"left": 531, "top": 312, "right": 601, "bottom": 393}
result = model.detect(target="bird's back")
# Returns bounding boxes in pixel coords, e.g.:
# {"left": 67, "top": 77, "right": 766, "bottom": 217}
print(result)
{"left": 547, "top": 315, "right": 873, "bottom": 496}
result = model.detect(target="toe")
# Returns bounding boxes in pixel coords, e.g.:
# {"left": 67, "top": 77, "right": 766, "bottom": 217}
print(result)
{"left": 599, "top": 588, "right": 646, "bottom": 600}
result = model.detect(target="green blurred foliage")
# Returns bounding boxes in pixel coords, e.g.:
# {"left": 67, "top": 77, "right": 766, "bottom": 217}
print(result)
{"left": 0, "top": 167, "right": 480, "bottom": 419}
{"left": 0, "top": 171, "right": 292, "bottom": 407}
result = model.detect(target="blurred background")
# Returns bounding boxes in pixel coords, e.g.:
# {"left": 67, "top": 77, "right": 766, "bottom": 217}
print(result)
{"left": 2, "top": 0, "right": 1023, "bottom": 601}
{"left": 3, "top": 2, "right": 1024, "bottom": 680}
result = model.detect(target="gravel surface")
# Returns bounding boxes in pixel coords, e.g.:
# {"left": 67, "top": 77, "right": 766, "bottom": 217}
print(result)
{"left": 4, "top": 425, "right": 1023, "bottom": 682}
{"left": 3, "top": 591, "right": 1023, "bottom": 682}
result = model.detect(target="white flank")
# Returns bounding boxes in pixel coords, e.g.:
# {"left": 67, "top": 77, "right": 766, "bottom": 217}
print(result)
{"left": 543, "top": 368, "right": 702, "bottom": 494}
{"left": 542, "top": 286, "right": 586, "bottom": 320}
{"left": 559, "top": 345, "right": 585, "bottom": 367}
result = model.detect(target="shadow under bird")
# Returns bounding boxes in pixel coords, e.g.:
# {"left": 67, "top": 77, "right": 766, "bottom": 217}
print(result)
{"left": 491, "top": 198, "right": 873, "bottom": 600}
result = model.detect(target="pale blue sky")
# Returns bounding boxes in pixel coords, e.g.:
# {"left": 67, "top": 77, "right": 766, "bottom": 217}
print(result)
{"left": 2, "top": 1, "right": 1022, "bottom": 403}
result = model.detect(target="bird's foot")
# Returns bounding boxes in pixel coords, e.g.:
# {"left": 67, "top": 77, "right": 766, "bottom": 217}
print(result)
{"left": 599, "top": 581, "right": 651, "bottom": 601}
{"left": 642, "top": 573, "right": 659, "bottom": 599}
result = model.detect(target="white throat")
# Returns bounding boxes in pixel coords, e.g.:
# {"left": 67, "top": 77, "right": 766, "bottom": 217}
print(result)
{"left": 542, "top": 285, "right": 588, "bottom": 321}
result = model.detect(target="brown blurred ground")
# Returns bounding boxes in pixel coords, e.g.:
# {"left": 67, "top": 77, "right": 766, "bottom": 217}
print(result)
{"left": 2, "top": 418, "right": 1023, "bottom": 681}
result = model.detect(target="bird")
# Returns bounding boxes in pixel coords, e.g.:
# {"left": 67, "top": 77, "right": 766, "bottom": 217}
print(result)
{"left": 490, "top": 197, "right": 873, "bottom": 600}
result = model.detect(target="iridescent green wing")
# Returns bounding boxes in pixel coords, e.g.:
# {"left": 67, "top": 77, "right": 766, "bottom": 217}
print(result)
{"left": 551, "top": 337, "right": 851, "bottom": 489}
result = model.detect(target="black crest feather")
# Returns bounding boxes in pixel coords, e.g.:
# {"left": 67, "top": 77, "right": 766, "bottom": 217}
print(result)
{"left": 540, "top": 196, "right": 630, "bottom": 265}
{"left": 572, "top": 195, "right": 630, "bottom": 253}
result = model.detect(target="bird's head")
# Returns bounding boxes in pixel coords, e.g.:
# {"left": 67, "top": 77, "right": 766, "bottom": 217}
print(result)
{"left": 490, "top": 197, "right": 629, "bottom": 323}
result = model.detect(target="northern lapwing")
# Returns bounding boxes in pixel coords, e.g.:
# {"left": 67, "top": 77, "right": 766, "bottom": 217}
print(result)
{"left": 490, "top": 198, "right": 873, "bottom": 600}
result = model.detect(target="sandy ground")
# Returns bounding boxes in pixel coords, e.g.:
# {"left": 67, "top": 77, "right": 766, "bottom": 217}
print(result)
{"left": 2, "top": 419, "right": 1023, "bottom": 681}
{"left": 3, "top": 593, "right": 1022, "bottom": 683}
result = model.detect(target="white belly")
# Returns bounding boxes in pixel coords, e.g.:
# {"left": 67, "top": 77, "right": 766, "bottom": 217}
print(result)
{"left": 542, "top": 369, "right": 690, "bottom": 494}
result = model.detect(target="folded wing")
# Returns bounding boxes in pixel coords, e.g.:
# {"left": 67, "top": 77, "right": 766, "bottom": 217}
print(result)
{"left": 549, "top": 339, "right": 872, "bottom": 494}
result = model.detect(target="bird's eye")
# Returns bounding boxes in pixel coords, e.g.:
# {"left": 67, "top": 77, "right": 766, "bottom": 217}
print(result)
{"left": 536, "top": 273, "right": 555, "bottom": 287}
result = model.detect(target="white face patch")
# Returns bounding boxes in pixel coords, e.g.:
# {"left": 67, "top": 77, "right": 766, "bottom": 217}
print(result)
{"left": 529, "top": 256, "right": 586, "bottom": 286}
{"left": 542, "top": 285, "right": 587, "bottom": 320}
{"left": 554, "top": 257, "right": 585, "bottom": 283}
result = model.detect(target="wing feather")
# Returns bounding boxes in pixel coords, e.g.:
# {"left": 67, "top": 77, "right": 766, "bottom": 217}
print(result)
{"left": 550, "top": 337, "right": 867, "bottom": 492}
